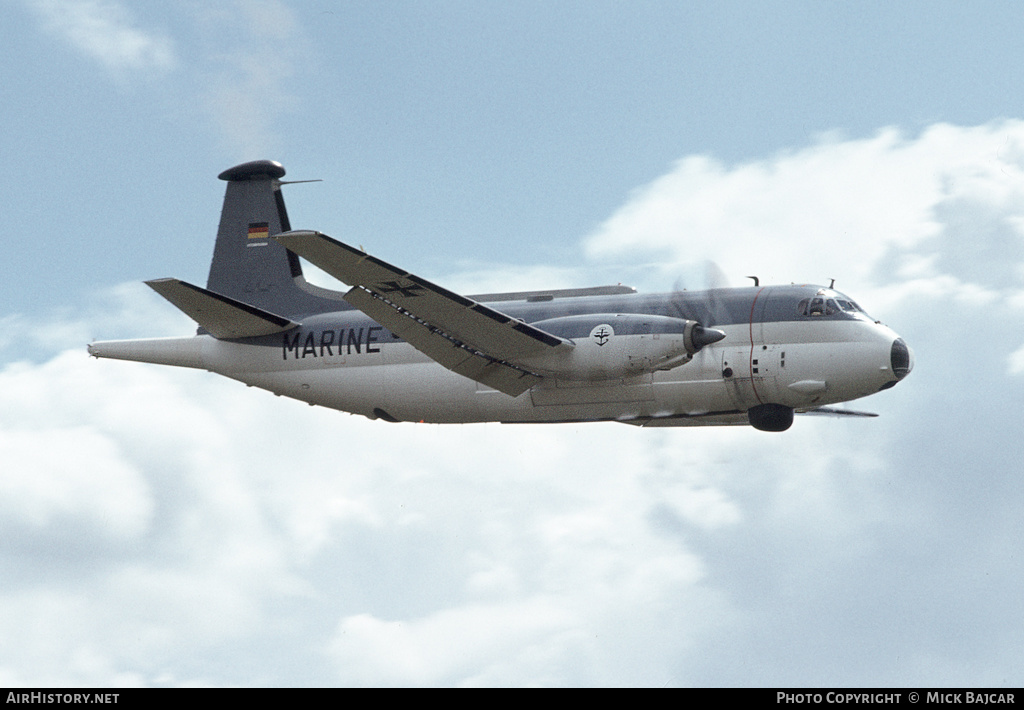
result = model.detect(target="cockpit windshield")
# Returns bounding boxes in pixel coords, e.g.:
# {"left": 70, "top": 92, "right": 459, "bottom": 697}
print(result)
{"left": 797, "top": 290, "right": 871, "bottom": 319}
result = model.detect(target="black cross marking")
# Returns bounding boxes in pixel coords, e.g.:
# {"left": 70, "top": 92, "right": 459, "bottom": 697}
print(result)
{"left": 376, "top": 280, "right": 426, "bottom": 298}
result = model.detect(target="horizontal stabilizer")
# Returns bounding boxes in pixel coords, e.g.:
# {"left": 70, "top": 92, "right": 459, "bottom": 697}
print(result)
{"left": 146, "top": 278, "right": 300, "bottom": 339}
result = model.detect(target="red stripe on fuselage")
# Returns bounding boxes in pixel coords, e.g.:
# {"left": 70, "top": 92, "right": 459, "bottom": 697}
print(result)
{"left": 748, "top": 287, "right": 766, "bottom": 406}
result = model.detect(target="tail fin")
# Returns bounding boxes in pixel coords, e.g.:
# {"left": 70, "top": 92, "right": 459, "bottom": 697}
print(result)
{"left": 207, "top": 160, "right": 345, "bottom": 317}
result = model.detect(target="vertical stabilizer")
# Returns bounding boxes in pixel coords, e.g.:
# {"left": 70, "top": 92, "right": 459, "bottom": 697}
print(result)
{"left": 207, "top": 160, "right": 343, "bottom": 318}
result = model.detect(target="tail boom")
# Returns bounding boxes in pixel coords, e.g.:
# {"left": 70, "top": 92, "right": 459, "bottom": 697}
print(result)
{"left": 87, "top": 336, "right": 208, "bottom": 369}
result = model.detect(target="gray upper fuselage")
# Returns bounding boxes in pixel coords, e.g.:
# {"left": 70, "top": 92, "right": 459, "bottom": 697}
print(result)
{"left": 243, "top": 283, "right": 876, "bottom": 351}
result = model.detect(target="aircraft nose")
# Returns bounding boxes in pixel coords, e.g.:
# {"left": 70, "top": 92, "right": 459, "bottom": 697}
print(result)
{"left": 890, "top": 337, "right": 913, "bottom": 381}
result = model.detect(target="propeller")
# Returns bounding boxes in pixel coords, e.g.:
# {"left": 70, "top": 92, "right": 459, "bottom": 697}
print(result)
{"left": 669, "top": 260, "right": 730, "bottom": 344}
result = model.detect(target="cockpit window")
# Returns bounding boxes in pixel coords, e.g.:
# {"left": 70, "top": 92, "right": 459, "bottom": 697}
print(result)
{"left": 797, "top": 291, "right": 870, "bottom": 319}
{"left": 797, "top": 297, "right": 826, "bottom": 316}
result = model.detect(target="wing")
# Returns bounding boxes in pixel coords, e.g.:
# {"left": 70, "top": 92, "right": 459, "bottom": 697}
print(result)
{"left": 272, "top": 231, "right": 572, "bottom": 396}
{"left": 796, "top": 407, "right": 879, "bottom": 417}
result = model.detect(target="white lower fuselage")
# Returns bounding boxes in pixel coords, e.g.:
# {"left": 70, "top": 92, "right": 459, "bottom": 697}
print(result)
{"left": 200, "top": 317, "right": 903, "bottom": 425}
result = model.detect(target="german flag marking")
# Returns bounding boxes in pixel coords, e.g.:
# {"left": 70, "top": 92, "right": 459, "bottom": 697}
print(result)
{"left": 248, "top": 222, "right": 270, "bottom": 239}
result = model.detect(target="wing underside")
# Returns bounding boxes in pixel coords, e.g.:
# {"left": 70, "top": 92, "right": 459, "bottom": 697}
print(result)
{"left": 344, "top": 287, "right": 541, "bottom": 396}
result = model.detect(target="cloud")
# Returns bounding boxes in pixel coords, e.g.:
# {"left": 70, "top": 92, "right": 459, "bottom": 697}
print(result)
{"left": 585, "top": 122, "right": 1024, "bottom": 300}
{"left": 0, "top": 344, "right": 309, "bottom": 684}
{"left": 0, "top": 315, "right": 804, "bottom": 685}
{"left": 0, "top": 328, "right": 922, "bottom": 685}
{"left": 27, "top": 0, "right": 176, "bottom": 74}
{"left": 4, "top": 122, "right": 1024, "bottom": 685}
{"left": 0, "top": 424, "right": 152, "bottom": 542}
{"left": 1009, "top": 345, "right": 1024, "bottom": 375}
{"left": 191, "top": 0, "right": 302, "bottom": 159}
{"left": 23, "top": 1, "right": 302, "bottom": 156}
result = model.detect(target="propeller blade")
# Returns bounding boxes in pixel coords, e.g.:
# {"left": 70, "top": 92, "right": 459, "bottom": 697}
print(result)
{"left": 670, "top": 260, "right": 730, "bottom": 328}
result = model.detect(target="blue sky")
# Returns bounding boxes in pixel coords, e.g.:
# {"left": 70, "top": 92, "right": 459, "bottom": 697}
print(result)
{"left": 4, "top": 0, "right": 1024, "bottom": 687}
{"left": 10, "top": 0, "right": 1024, "bottom": 314}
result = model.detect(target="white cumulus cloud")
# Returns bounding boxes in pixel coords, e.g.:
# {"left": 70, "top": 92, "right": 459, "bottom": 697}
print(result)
{"left": 585, "top": 122, "right": 1024, "bottom": 300}
{"left": 4, "top": 121, "right": 1024, "bottom": 685}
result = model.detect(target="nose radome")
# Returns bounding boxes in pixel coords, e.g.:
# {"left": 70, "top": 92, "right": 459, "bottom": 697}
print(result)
{"left": 891, "top": 338, "right": 913, "bottom": 380}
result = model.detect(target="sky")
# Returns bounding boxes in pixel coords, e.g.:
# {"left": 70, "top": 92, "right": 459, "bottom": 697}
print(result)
{"left": 3, "top": 0, "right": 1024, "bottom": 687}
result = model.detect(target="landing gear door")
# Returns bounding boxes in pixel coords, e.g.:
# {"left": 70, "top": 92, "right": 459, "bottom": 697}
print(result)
{"left": 723, "top": 346, "right": 783, "bottom": 409}
{"left": 753, "top": 344, "right": 784, "bottom": 403}
{"left": 722, "top": 348, "right": 756, "bottom": 410}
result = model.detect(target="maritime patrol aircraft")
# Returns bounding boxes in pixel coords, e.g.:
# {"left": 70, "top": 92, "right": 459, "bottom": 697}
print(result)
{"left": 88, "top": 160, "right": 913, "bottom": 432}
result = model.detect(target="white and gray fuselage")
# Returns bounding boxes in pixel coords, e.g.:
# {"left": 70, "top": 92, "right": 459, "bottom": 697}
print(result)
{"left": 94, "top": 285, "right": 911, "bottom": 427}
{"left": 88, "top": 161, "right": 912, "bottom": 431}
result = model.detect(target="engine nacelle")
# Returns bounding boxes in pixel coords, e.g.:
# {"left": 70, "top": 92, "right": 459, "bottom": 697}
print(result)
{"left": 520, "top": 314, "right": 725, "bottom": 381}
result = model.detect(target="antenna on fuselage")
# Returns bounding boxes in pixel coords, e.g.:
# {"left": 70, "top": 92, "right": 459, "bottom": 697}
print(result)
{"left": 829, "top": 278, "right": 836, "bottom": 289}
{"left": 746, "top": 276, "right": 759, "bottom": 287}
